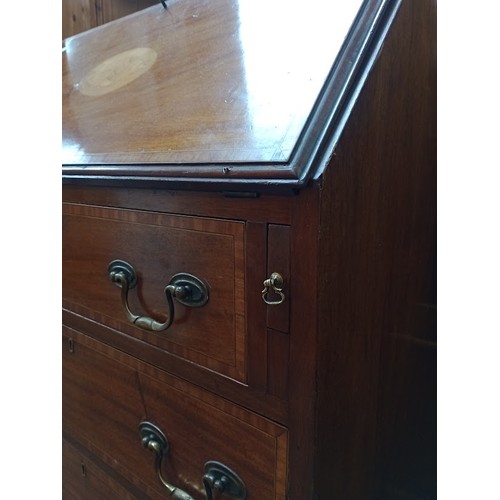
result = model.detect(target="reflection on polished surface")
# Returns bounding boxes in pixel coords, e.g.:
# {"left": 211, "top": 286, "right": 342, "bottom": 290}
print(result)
{"left": 62, "top": 0, "right": 363, "bottom": 166}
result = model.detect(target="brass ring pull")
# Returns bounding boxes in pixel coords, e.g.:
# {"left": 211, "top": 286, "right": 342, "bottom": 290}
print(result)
{"left": 108, "top": 260, "right": 209, "bottom": 332}
{"left": 139, "top": 421, "right": 247, "bottom": 499}
{"left": 262, "top": 272, "right": 285, "bottom": 305}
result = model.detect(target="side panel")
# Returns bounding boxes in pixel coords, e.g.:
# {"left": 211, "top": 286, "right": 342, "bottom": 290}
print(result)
{"left": 314, "top": 0, "right": 436, "bottom": 497}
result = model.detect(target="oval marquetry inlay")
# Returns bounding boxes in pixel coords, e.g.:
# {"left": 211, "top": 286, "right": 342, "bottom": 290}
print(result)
{"left": 79, "top": 47, "right": 157, "bottom": 96}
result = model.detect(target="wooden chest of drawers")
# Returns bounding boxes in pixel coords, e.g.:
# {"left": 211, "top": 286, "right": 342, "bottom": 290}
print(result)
{"left": 62, "top": 0, "right": 436, "bottom": 498}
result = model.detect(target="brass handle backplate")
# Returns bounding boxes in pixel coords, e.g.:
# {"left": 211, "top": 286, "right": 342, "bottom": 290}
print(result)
{"left": 203, "top": 461, "right": 246, "bottom": 500}
{"left": 139, "top": 421, "right": 247, "bottom": 499}
{"left": 108, "top": 260, "right": 209, "bottom": 332}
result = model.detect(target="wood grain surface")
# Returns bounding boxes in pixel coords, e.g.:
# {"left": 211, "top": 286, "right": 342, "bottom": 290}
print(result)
{"left": 62, "top": 202, "right": 247, "bottom": 381}
{"left": 62, "top": 0, "right": 436, "bottom": 498}
{"left": 63, "top": 0, "right": 363, "bottom": 167}
{"left": 63, "top": 329, "right": 288, "bottom": 499}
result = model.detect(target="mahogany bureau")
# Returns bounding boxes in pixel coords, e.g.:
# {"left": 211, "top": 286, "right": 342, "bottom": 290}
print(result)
{"left": 62, "top": 0, "right": 436, "bottom": 498}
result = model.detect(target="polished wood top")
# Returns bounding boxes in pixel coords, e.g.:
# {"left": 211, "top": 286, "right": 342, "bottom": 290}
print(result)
{"left": 62, "top": 0, "right": 392, "bottom": 189}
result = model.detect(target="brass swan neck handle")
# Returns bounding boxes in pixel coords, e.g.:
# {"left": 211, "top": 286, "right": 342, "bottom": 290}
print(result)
{"left": 139, "top": 421, "right": 247, "bottom": 499}
{"left": 108, "top": 260, "right": 208, "bottom": 332}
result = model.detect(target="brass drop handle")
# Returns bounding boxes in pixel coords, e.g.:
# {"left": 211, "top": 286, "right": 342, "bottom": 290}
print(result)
{"left": 262, "top": 272, "right": 285, "bottom": 305}
{"left": 139, "top": 422, "right": 194, "bottom": 499}
{"left": 139, "top": 421, "right": 247, "bottom": 499}
{"left": 108, "top": 260, "right": 208, "bottom": 332}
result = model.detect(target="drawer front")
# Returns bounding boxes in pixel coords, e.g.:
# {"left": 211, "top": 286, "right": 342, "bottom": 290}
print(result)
{"left": 62, "top": 203, "right": 246, "bottom": 382}
{"left": 63, "top": 439, "right": 139, "bottom": 500}
{"left": 63, "top": 329, "right": 288, "bottom": 499}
